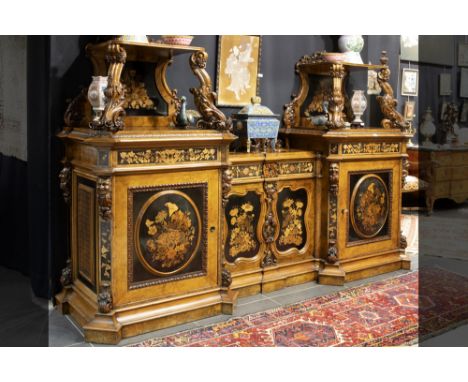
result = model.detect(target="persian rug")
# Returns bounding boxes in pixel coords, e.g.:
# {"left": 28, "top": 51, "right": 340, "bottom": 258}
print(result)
{"left": 131, "top": 272, "right": 420, "bottom": 347}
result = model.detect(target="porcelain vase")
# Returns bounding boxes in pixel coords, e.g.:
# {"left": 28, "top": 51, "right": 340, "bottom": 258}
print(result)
{"left": 351, "top": 90, "right": 367, "bottom": 127}
{"left": 338, "top": 35, "right": 364, "bottom": 64}
{"left": 420, "top": 107, "right": 436, "bottom": 147}
{"left": 87, "top": 76, "right": 108, "bottom": 123}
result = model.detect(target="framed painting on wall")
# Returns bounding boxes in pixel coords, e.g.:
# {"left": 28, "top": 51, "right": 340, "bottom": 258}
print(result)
{"left": 216, "top": 35, "right": 262, "bottom": 107}
{"left": 401, "top": 68, "right": 419, "bottom": 97}
{"left": 400, "top": 35, "right": 419, "bottom": 62}
{"left": 461, "top": 68, "right": 468, "bottom": 98}
{"left": 404, "top": 100, "right": 416, "bottom": 121}
{"left": 439, "top": 73, "right": 452, "bottom": 96}
{"left": 458, "top": 43, "right": 468, "bottom": 67}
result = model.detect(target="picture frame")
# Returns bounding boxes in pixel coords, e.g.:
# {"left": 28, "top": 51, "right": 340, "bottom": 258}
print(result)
{"left": 403, "top": 100, "right": 416, "bottom": 121}
{"left": 461, "top": 68, "right": 468, "bottom": 98}
{"left": 367, "top": 69, "right": 381, "bottom": 95}
{"left": 458, "top": 43, "right": 468, "bottom": 67}
{"left": 401, "top": 68, "right": 419, "bottom": 97}
{"left": 400, "top": 35, "right": 419, "bottom": 62}
{"left": 216, "top": 35, "right": 262, "bottom": 107}
{"left": 439, "top": 73, "right": 452, "bottom": 96}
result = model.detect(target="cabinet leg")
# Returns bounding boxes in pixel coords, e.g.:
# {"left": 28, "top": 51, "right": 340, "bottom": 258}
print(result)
{"left": 425, "top": 196, "right": 434, "bottom": 216}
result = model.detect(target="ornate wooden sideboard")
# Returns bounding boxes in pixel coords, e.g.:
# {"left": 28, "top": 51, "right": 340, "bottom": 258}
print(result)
{"left": 408, "top": 145, "right": 468, "bottom": 214}
{"left": 280, "top": 51, "right": 411, "bottom": 285}
{"left": 55, "top": 42, "right": 411, "bottom": 344}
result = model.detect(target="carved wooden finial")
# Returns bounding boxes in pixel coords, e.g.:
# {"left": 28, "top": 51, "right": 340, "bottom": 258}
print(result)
{"left": 380, "top": 50, "right": 389, "bottom": 66}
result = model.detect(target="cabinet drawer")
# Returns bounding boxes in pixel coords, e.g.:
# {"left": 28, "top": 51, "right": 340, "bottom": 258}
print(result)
{"left": 450, "top": 180, "right": 468, "bottom": 194}
{"left": 433, "top": 181, "right": 450, "bottom": 195}
{"left": 451, "top": 166, "right": 468, "bottom": 181}
{"left": 433, "top": 167, "right": 452, "bottom": 181}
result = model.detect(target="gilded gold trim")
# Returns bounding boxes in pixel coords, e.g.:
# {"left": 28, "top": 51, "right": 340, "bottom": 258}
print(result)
{"left": 118, "top": 147, "right": 218, "bottom": 165}
{"left": 341, "top": 142, "right": 400, "bottom": 155}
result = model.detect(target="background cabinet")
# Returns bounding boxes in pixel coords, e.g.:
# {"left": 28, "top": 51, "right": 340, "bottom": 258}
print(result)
{"left": 408, "top": 146, "right": 468, "bottom": 214}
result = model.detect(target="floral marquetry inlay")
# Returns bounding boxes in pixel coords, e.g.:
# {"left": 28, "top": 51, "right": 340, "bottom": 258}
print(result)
{"left": 119, "top": 148, "right": 218, "bottom": 165}
{"left": 279, "top": 198, "right": 304, "bottom": 246}
{"left": 350, "top": 174, "right": 389, "bottom": 239}
{"left": 228, "top": 203, "right": 257, "bottom": 258}
{"left": 135, "top": 191, "right": 201, "bottom": 276}
{"left": 279, "top": 161, "right": 313, "bottom": 175}
{"left": 231, "top": 164, "right": 263, "bottom": 179}
{"left": 342, "top": 142, "right": 400, "bottom": 155}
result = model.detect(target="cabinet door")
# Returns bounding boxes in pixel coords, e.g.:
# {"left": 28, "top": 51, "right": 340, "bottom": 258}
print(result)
{"left": 338, "top": 160, "right": 400, "bottom": 260}
{"left": 113, "top": 169, "right": 219, "bottom": 306}
{"left": 224, "top": 183, "right": 266, "bottom": 270}
{"left": 273, "top": 179, "right": 314, "bottom": 262}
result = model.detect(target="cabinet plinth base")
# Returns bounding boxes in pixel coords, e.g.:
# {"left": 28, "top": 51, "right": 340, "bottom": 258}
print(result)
{"left": 55, "top": 287, "right": 237, "bottom": 345}
{"left": 318, "top": 250, "right": 411, "bottom": 286}
{"left": 261, "top": 260, "right": 319, "bottom": 294}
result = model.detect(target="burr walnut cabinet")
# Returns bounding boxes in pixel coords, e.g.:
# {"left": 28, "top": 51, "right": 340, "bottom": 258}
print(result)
{"left": 407, "top": 146, "right": 468, "bottom": 214}
{"left": 280, "top": 51, "right": 411, "bottom": 285}
{"left": 55, "top": 42, "right": 411, "bottom": 344}
{"left": 55, "top": 40, "right": 237, "bottom": 344}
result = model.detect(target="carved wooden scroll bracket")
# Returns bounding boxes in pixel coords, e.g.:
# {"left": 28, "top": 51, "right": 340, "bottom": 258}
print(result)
{"left": 189, "top": 51, "right": 232, "bottom": 131}
{"left": 90, "top": 43, "right": 127, "bottom": 133}
{"left": 377, "top": 51, "right": 410, "bottom": 132}
{"left": 326, "top": 64, "right": 346, "bottom": 129}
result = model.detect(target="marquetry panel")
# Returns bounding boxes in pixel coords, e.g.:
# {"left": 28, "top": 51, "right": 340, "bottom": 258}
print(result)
{"left": 224, "top": 191, "right": 262, "bottom": 263}
{"left": 275, "top": 187, "right": 308, "bottom": 252}
{"left": 127, "top": 182, "right": 208, "bottom": 289}
{"left": 76, "top": 180, "right": 96, "bottom": 290}
{"left": 347, "top": 171, "right": 392, "bottom": 245}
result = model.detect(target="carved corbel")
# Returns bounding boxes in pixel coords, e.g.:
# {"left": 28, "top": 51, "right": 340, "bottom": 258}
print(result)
{"left": 262, "top": 182, "right": 278, "bottom": 267}
{"left": 222, "top": 168, "right": 233, "bottom": 208}
{"left": 402, "top": 157, "right": 409, "bottom": 187}
{"left": 377, "top": 51, "right": 410, "bottom": 132}
{"left": 91, "top": 43, "right": 127, "bottom": 132}
{"left": 64, "top": 87, "right": 89, "bottom": 129}
{"left": 221, "top": 267, "right": 232, "bottom": 288}
{"left": 327, "top": 162, "right": 339, "bottom": 264}
{"left": 189, "top": 51, "right": 232, "bottom": 131}
{"left": 98, "top": 282, "right": 113, "bottom": 313}
{"left": 60, "top": 258, "right": 72, "bottom": 287}
{"left": 97, "top": 177, "right": 112, "bottom": 219}
{"left": 59, "top": 164, "right": 71, "bottom": 204}
{"left": 400, "top": 231, "right": 408, "bottom": 250}
{"left": 283, "top": 95, "right": 298, "bottom": 129}
{"left": 326, "top": 64, "right": 346, "bottom": 129}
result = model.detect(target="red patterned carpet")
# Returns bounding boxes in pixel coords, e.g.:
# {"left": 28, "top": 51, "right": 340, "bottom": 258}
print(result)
{"left": 131, "top": 268, "right": 468, "bottom": 347}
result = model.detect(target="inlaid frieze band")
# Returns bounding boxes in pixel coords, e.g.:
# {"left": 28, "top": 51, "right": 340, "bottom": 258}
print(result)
{"left": 341, "top": 142, "right": 400, "bottom": 155}
{"left": 118, "top": 147, "right": 218, "bottom": 165}
{"left": 231, "top": 161, "right": 314, "bottom": 179}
